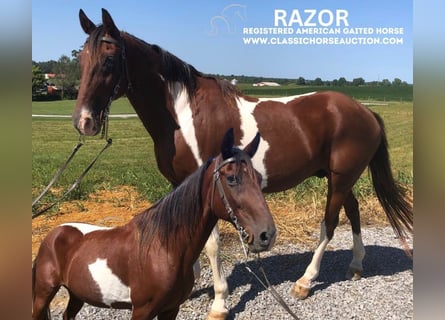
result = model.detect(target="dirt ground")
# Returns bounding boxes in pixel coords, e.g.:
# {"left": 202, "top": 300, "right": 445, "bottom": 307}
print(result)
{"left": 32, "top": 185, "right": 400, "bottom": 260}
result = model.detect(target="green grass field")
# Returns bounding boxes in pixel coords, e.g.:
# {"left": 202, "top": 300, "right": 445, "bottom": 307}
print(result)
{"left": 32, "top": 94, "right": 413, "bottom": 211}
{"left": 32, "top": 84, "right": 412, "bottom": 116}
{"left": 237, "top": 83, "right": 413, "bottom": 101}
{"left": 32, "top": 98, "right": 135, "bottom": 115}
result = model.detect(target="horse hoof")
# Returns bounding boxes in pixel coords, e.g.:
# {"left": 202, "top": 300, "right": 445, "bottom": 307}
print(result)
{"left": 206, "top": 310, "right": 228, "bottom": 320}
{"left": 346, "top": 268, "right": 362, "bottom": 281}
{"left": 290, "top": 282, "right": 310, "bottom": 300}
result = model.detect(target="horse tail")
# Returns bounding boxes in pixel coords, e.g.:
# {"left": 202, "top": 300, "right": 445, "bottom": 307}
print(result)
{"left": 32, "top": 258, "right": 52, "bottom": 320}
{"left": 369, "top": 112, "right": 413, "bottom": 253}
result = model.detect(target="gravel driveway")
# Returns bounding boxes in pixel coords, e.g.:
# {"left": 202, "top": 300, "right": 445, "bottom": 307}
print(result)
{"left": 48, "top": 226, "right": 413, "bottom": 319}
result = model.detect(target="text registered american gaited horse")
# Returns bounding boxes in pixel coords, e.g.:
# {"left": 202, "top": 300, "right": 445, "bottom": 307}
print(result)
{"left": 32, "top": 129, "right": 276, "bottom": 320}
{"left": 72, "top": 8, "right": 413, "bottom": 318}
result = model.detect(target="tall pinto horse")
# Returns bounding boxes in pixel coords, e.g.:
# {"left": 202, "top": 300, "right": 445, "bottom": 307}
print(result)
{"left": 32, "top": 129, "right": 276, "bottom": 320}
{"left": 72, "top": 8, "right": 413, "bottom": 318}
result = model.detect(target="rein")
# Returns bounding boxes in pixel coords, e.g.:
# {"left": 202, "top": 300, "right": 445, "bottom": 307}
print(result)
{"left": 212, "top": 157, "right": 249, "bottom": 241}
{"left": 32, "top": 137, "right": 112, "bottom": 219}
{"left": 237, "top": 247, "right": 300, "bottom": 320}
{"left": 212, "top": 157, "right": 300, "bottom": 320}
{"left": 32, "top": 35, "right": 132, "bottom": 219}
{"left": 31, "top": 138, "right": 84, "bottom": 209}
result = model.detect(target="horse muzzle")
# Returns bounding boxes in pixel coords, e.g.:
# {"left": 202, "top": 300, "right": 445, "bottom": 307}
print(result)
{"left": 248, "top": 226, "right": 277, "bottom": 253}
{"left": 74, "top": 109, "right": 102, "bottom": 136}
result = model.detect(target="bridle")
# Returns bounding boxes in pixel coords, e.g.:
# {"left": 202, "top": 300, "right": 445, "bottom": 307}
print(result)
{"left": 211, "top": 156, "right": 301, "bottom": 320}
{"left": 98, "top": 35, "right": 133, "bottom": 139}
{"left": 31, "top": 35, "right": 131, "bottom": 219}
{"left": 211, "top": 156, "right": 249, "bottom": 242}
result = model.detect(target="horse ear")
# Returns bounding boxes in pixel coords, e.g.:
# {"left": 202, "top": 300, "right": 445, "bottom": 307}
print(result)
{"left": 79, "top": 9, "right": 96, "bottom": 35}
{"left": 221, "top": 128, "right": 235, "bottom": 160}
{"left": 101, "top": 8, "right": 120, "bottom": 39}
{"left": 243, "top": 132, "right": 261, "bottom": 158}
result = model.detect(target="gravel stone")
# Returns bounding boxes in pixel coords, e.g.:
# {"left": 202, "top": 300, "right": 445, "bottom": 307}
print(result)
{"left": 47, "top": 226, "right": 413, "bottom": 319}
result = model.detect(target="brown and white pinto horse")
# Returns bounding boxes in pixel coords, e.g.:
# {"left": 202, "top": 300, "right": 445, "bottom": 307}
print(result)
{"left": 72, "top": 8, "right": 413, "bottom": 317}
{"left": 32, "top": 129, "right": 276, "bottom": 320}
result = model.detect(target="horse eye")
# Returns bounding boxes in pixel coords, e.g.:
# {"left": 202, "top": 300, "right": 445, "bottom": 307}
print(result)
{"left": 227, "top": 175, "right": 239, "bottom": 187}
{"left": 103, "top": 56, "right": 115, "bottom": 72}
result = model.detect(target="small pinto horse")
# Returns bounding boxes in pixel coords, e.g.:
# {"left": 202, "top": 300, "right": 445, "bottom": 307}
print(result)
{"left": 72, "top": 8, "right": 413, "bottom": 317}
{"left": 32, "top": 129, "right": 276, "bottom": 320}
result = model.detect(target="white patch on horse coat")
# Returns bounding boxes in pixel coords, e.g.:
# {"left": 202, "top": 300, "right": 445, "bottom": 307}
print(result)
{"left": 236, "top": 92, "right": 316, "bottom": 189}
{"left": 80, "top": 108, "right": 92, "bottom": 119}
{"left": 170, "top": 82, "right": 203, "bottom": 166}
{"left": 258, "top": 92, "right": 316, "bottom": 103}
{"left": 169, "top": 85, "right": 317, "bottom": 184}
{"left": 301, "top": 220, "right": 329, "bottom": 283}
{"left": 88, "top": 258, "right": 132, "bottom": 306}
{"left": 61, "top": 223, "right": 111, "bottom": 235}
{"left": 235, "top": 97, "right": 270, "bottom": 188}
{"left": 350, "top": 232, "right": 365, "bottom": 271}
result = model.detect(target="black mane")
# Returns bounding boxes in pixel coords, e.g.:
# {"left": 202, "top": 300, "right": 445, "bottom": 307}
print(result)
{"left": 124, "top": 33, "right": 199, "bottom": 97}
{"left": 134, "top": 159, "right": 211, "bottom": 252}
{"left": 123, "top": 32, "right": 240, "bottom": 99}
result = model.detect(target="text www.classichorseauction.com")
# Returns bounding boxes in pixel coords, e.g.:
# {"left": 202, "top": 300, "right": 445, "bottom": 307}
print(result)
{"left": 242, "top": 9, "right": 405, "bottom": 45}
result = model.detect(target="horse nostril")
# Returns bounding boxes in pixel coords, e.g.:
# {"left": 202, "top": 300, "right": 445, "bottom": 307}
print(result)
{"left": 260, "top": 231, "right": 270, "bottom": 245}
{"left": 78, "top": 116, "right": 96, "bottom": 136}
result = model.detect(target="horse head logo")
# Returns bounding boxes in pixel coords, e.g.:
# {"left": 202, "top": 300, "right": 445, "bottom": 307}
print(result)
{"left": 209, "top": 4, "right": 247, "bottom": 36}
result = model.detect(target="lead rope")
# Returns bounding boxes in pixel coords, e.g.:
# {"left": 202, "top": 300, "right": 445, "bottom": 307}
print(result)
{"left": 33, "top": 99, "right": 113, "bottom": 219}
{"left": 212, "top": 158, "right": 300, "bottom": 319}
{"left": 238, "top": 240, "right": 300, "bottom": 320}
{"left": 32, "top": 137, "right": 112, "bottom": 219}
{"left": 33, "top": 36, "right": 130, "bottom": 218}
{"left": 33, "top": 102, "right": 113, "bottom": 219}
{"left": 31, "top": 136, "right": 84, "bottom": 208}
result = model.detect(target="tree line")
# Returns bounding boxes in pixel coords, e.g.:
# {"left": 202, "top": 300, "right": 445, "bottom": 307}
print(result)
{"left": 32, "top": 52, "right": 411, "bottom": 101}
{"left": 32, "top": 50, "right": 80, "bottom": 100}
{"left": 214, "top": 74, "right": 411, "bottom": 87}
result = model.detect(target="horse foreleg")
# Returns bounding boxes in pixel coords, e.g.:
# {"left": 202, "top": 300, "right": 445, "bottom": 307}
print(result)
{"left": 343, "top": 192, "right": 366, "bottom": 281}
{"left": 204, "top": 225, "right": 229, "bottom": 320}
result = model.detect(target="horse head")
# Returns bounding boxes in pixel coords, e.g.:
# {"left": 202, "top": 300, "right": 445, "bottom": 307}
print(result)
{"left": 212, "top": 128, "right": 276, "bottom": 253}
{"left": 73, "top": 8, "right": 128, "bottom": 136}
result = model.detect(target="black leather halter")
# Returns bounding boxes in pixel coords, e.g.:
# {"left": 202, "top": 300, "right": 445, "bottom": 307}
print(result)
{"left": 98, "top": 35, "right": 133, "bottom": 139}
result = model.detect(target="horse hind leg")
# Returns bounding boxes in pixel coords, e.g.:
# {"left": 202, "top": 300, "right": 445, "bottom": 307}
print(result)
{"left": 63, "top": 291, "right": 84, "bottom": 320}
{"left": 32, "top": 259, "right": 61, "bottom": 320}
{"left": 204, "top": 225, "right": 229, "bottom": 320}
{"left": 157, "top": 306, "right": 180, "bottom": 320}
{"left": 32, "top": 281, "right": 60, "bottom": 320}
{"left": 343, "top": 191, "right": 366, "bottom": 281}
{"left": 32, "top": 286, "right": 59, "bottom": 320}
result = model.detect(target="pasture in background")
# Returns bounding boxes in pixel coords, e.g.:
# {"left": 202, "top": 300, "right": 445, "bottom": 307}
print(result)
{"left": 237, "top": 83, "right": 412, "bottom": 101}
{"left": 32, "top": 87, "right": 412, "bottom": 239}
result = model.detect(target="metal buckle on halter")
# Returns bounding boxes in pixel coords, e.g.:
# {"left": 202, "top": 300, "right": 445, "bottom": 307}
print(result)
{"left": 212, "top": 157, "right": 249, "bottom": 243}
{"left": 230, "top": 212, "right": 249, "bottom": 242}
{"left": 213, "top": 160, "right": 300, "bottom": 319}
{"left": 101, "top": 36, "right": 121, "bottom": 47}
